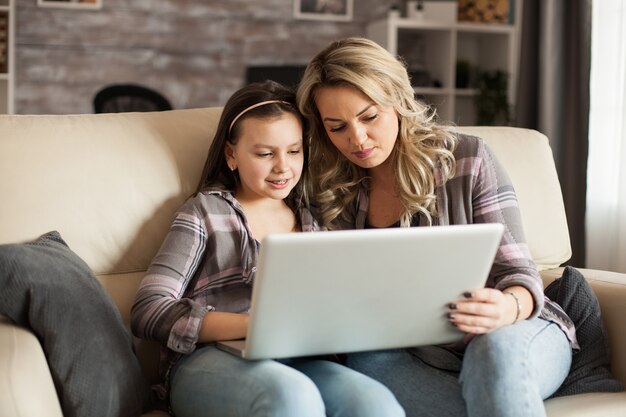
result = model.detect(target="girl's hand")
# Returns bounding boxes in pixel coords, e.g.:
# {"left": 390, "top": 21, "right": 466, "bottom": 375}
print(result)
{"left": 447, "top": 287, "right": 524, "bottom": 334}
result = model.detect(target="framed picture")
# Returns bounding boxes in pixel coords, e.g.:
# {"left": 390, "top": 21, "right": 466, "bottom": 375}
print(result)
{"left": 37, "top": 0, "right": 102, "bottom": 10}
{"left": 294, "top": 0, "right": 353, "bottom": 22}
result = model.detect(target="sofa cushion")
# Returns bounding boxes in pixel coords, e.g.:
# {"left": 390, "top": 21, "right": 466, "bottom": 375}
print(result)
{"left": 0, "top": 231, "right": 152, "bottom": 417}
{"left": 545, "top": 266, "right": 624, "bottom": 397}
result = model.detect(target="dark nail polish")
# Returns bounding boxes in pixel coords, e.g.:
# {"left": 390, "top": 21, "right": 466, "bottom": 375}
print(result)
{"left": 447, "top": 312, "right": 456, "bottom": 320}
{"left": 448, "top": 303, "right": 457, "bottom": 310}
{"left": 463, "top": 291, "right": 472, "bottom": 298}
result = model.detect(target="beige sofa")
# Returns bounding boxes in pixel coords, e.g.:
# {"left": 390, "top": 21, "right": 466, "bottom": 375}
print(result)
{"left": 1, "top": 108, "right": 625, "bottom": 417}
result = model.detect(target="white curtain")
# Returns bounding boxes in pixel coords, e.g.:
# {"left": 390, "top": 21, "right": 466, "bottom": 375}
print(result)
{"left": 586, "top": 0, "right": 626, "bottom": 272}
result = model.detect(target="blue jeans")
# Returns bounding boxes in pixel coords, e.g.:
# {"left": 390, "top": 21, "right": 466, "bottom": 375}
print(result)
{"left": 345, "top": 318, "right": 572, "bottom": 417}
{"left": 169, "top": 345, "right": 405, "bottom": 417}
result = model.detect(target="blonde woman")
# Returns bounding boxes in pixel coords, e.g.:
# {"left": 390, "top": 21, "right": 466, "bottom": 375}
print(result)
{"left": 297, "top": 37, "right": 576, "bottom": 417}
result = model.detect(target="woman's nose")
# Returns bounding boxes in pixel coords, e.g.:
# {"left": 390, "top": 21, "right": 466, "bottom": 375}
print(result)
{"left": 349, "top": 123, "right": 367, "bottom": 147}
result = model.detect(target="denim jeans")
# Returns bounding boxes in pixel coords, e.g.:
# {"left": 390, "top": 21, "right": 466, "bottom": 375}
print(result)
{"left": 169, "top": 345, "right": 405, "bottom": 417}
{"left": 345, "top": 318, "right": 572, "bottom": 417}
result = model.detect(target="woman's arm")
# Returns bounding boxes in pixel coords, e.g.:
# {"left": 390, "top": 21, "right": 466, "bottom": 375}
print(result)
{"left": 446, "top": 137, "right": 544, "bottom": 333}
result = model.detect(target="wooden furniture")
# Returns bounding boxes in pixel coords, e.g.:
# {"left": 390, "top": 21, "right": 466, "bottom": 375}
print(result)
{"left": 0, "top": 0, "right": 13, "bottom": 114}
{"left": 367, "top": 1, "right": 522, "bottom": 125}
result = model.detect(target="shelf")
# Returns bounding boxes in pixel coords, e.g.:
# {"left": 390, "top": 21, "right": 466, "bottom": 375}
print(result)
{"left": 375, "top": 17, "right": 516, "bottom": 34}
{"left": 37, "top": 0, "right": 102, "bottom": 10}
{"left": 414, "top": 87, "right": 451, "bottom": 96}
{"left": 0, "top": 74, "right": 9, "bottom": 80}
{"left": 366, "top": 1, "right": 522, "bottom": 126}
{"left": 455, "top": 88, "right": 479, "bottom": 96}
{"left": 456, "top": 22, "right": 515, "bottom": 34}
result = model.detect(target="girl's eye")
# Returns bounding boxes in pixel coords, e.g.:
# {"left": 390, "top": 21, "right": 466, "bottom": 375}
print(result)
{"left": 329, "top": 125, "right": 345, "bottom": 133}
{"left": 257, "top": 152, "right": 272, "bottom": 158}
{"left": 289, "top": 149, "right": 302, "bottom": 155}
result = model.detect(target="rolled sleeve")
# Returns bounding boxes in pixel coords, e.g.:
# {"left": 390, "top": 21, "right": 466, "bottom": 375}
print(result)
{"left": 131, "top": 201, "right": 213, "bottom": 348}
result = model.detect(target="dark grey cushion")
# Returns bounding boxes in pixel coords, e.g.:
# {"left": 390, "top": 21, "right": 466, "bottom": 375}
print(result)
{"left": 545, "top": 266, "right": 624, "bottom": 397}
{"left": 0, "top": 231, "right": 152, "bottom": 417}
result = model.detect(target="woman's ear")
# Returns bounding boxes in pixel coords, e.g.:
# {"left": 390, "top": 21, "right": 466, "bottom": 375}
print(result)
{"left": 224, "top": 143, "right": 237, "bottom": 171}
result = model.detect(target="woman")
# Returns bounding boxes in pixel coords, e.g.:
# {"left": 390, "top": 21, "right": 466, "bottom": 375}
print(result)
{"left": 131, "top": 80, "right": 404, "bottom": 417}
{"left": 296, "top": 37, "right": 577, "bottom": 417}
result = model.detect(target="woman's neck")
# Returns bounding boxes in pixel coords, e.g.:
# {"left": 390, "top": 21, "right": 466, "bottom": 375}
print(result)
{"left": 368, "top": 157, "right": 396, "bottom": 194}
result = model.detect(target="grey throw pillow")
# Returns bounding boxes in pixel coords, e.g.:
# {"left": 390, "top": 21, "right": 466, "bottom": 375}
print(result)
{"left": 0, "top": 231, "right": 152, "bottom": 417}
{"left": 545, "top": 266, "right": 624, "bottom": 397}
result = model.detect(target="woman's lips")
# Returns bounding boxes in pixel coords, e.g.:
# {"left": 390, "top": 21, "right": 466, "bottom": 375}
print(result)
{"left": 353, "top": 147, "right": 375, "bottom": 159}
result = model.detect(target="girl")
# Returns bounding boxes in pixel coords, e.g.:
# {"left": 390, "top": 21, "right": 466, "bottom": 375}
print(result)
{"left": 131, "top": 80, "right": 404, "bottom": 417}
{"left": 296, "top": 37, "right": 576, "bottom": 417}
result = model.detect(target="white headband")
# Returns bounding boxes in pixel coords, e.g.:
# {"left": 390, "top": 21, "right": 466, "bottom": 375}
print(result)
{"left": 228, "top": 100, "right": 291, "bottom": 135}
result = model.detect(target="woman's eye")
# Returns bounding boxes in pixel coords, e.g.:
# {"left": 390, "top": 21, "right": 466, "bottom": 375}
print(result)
{"left": 289, "top": 149, "right": 302, "bottom": 155}
{"left": 329, "top": 125, "right": 345, "bottom": 133}
{"left": 364, "top": 114, "right": 378, "bottom": 122}
{"left": 257, "top": 153, "right": 272, "bottom": 158}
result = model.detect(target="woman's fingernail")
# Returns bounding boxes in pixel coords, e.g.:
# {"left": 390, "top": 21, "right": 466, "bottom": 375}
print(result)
{"left": 463, "top": 291, "right": 472, "bottom": 298}
{"left": 448, "top": 303, "right": 457, "bottom": 310}
{"left": 447, "top": 312, "right": 456, "bottom": 320}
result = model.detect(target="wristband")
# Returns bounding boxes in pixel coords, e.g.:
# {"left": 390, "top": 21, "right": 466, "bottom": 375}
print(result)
{"left": 504, "top": 291, "right": 521, "bottom": 323}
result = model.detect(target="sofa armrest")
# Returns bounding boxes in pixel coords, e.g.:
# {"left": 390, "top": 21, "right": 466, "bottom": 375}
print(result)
{"left": 541, "top": 268, "right": 626, "bottom": 385}
{"left": 0, "top": 315, "right": 63, "bottom": 417}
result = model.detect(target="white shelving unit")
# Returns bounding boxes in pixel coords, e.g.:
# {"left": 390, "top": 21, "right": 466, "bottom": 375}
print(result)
{"left": 0, "top": 0, "right": 14, "bottom": 114}
{"left": 366, "top": 3, "right": 522, "bottom": 125}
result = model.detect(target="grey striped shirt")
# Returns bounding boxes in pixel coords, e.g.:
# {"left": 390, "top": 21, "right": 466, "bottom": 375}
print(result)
{"left": 131, "top": 189, "right": 321, "bottom": 399}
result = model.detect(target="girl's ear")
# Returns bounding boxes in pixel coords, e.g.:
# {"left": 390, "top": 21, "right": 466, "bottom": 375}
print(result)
{"left": 224, "top": 143, "right": 237, "bottom": 171}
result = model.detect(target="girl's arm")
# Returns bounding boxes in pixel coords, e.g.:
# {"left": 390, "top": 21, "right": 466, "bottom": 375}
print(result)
{"left": 199, "top": 311, "right": 249, "bottom": 342}
{"left": 131, "top": 198, "right": 248, "bottom": 353}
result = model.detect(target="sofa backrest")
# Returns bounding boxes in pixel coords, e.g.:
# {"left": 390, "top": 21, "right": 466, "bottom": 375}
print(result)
{"left": 0, "top": 108, "right": 221, "bottom": 274}
{"left": 0, "top": 111, "right": 573, "bottom": 281}
{"left": 457, "top": 126, "right": 572, "bottom": 270}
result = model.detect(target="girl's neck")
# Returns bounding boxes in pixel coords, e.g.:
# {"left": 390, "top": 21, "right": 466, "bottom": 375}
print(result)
{"left": 236, "top": 195, "right": 288, "bottom": 211}
{"left": 234, "top": 192, "right": 297, "bottom": 241}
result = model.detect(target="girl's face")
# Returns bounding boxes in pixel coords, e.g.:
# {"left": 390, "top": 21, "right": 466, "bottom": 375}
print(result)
{"left": 314, "top": 84, "right": 399, "bottom": 172}
{"left": 226, "top": 113, "right": 304, "bottom": 203}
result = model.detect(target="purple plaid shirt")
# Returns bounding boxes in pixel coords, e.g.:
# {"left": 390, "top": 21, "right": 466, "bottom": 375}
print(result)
{"left": 351, "top": 134, "right": 577, "bottom": 350}
{"left": 131, "top": 189, "right": 321, "bottom": 399}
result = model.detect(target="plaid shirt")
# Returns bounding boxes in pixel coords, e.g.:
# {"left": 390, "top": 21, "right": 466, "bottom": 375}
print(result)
{"left": 131, "top": 189, "right": 321, "bottom": 400}
{"left": 352, "top": 134, "right": 577, "bottom": 350}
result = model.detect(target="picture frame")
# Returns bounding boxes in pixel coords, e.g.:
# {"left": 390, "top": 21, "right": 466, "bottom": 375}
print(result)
{"left": 294, "top": 0, "right": 353, "bottom": 22}
{"left": 37, "top": 0, "right": 102, "bottom": 10}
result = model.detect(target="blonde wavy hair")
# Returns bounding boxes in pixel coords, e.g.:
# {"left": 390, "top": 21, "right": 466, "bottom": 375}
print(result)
{"left": 296, "top": 37, "right": 458, "bottom": 229}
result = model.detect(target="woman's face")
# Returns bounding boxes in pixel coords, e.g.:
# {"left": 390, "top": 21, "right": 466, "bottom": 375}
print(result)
{"left": 314, "top": 85, "right": 399, "bottom": 171}
{"left": 225, "top": 113, "right": 304, "bottom": 203}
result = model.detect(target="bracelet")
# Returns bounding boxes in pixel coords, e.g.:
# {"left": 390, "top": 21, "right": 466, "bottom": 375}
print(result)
{"left": 504, "top": 291, "right": 521, "bottom": 323}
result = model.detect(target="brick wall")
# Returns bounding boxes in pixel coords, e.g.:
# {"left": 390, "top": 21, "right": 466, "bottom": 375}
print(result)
{"left": 15, "top": 0, "right": 392, "bottom": 114}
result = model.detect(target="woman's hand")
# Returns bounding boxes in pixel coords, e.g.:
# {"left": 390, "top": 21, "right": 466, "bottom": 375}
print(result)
{"left": 447, "top": 286, "right": 532, "bottom": 334}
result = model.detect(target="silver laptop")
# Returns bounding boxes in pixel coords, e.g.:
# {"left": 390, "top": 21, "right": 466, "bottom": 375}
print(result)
{"left": 217, "top": 223, "right": 504, "bottom": 360}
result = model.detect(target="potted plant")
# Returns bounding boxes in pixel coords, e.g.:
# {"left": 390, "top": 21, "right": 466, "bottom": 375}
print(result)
{"left": 455, "top": 59, "right": 471, "bottom": 89}
{"left": 475, "top": 69, "right": 512, "bottom": 126}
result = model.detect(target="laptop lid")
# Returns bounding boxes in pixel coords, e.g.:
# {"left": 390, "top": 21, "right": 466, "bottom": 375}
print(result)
{"left": 217, "top": 223, "right": 504, "bottom": 360}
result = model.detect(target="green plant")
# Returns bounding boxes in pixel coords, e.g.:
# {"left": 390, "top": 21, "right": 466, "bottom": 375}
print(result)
{"left": 456, "top": 59, "right": 471, "bottom": 88}
{"left": 475, "top": 70, "right": 512, "bottom": 126}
